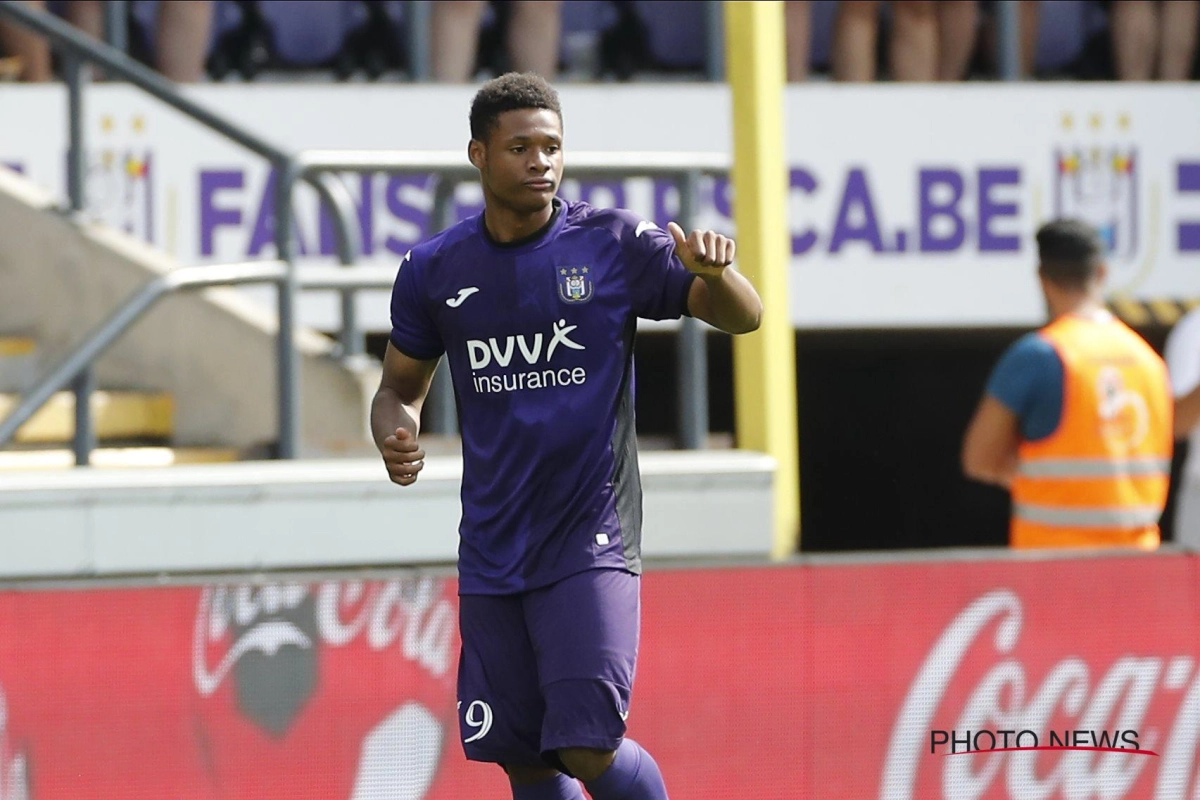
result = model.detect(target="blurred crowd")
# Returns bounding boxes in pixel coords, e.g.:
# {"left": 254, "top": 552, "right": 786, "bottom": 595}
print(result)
{"left": 789, "top": 0, "right": 1199, "bottom": 82}
{"left": 0, "top": 0, "right": 1197, "bottom": 84}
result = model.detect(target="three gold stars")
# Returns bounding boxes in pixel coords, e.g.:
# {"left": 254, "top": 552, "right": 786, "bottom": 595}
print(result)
{"left": 99, "top": 114, "right": 146, "bottom": 133}
{"left": 1061, "top": 112, "right": 1132, "bottom": 133}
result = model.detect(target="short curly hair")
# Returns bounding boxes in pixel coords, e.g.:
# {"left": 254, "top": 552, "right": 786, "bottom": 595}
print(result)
{"left": 469, "top": 72, "right": 562, "bottom": 142}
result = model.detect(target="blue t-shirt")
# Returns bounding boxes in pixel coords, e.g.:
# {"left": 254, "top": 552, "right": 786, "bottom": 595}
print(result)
{"left": 390, "top": 200, "right": 697, "bottom": 595}
{"left": 985, "top": 332, "right": 1065, "bottom": 442}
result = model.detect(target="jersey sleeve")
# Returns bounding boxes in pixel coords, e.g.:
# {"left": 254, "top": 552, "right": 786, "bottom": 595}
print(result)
{"left": 985, "top": 332, "right": 1065, "bottom": 442}
{"left": 389, "top": 251, "right": 445, "bottom": 360}
{"left": 622, "top": 218, "right": 697, "bottom": 321}
{"left": 1165, "top": 307, "right": 1200, "bottom": 398}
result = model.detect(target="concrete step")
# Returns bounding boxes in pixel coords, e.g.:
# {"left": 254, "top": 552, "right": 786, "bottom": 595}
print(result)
{"left": 0, "top": 446, "right": 239, "bottom": 470}
{"left": 0, "top": 389, "right": 173, "bottom": 444}
{"left": 0, "top": 336, "right": 38, "bottom": 393}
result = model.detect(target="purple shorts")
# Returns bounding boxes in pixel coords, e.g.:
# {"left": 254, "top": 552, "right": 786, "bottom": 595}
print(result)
{"left": 457, "top": 568, "right": 640, "bottom": 767}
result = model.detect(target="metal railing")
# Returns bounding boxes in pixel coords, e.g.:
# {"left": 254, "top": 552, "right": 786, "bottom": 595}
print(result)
{"left": 0, "top": 1, "right": 727, "bottom": 463}
{"left": 0, "top": 261, "right": 289, "bottom": 457}
{"left": 0, "top": 262, "right": 403, "bottom": 460}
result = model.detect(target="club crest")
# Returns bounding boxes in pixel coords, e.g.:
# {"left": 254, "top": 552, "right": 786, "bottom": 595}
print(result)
{"left": 1052, "top": 112, "right": 1147, "bottom": 289}
{"left": 557, "top": 267, "right": 594, "bottom": 304}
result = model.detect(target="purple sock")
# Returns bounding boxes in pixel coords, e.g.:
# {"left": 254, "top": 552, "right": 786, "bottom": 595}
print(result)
{"left": 582, "top": 739, "right": 669, "bottom": 800}
{"left": 512, "top": 773, "right": 586, "bottom": 800}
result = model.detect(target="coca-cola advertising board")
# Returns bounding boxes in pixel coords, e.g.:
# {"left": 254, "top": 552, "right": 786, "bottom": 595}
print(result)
{"left": 0, "top": 555, "right": 1194, "bottom": 798}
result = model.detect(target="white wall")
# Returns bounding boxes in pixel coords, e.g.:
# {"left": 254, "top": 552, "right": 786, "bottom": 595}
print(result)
{"left": 0, "top": 451, "right": 776, "bottom": 578}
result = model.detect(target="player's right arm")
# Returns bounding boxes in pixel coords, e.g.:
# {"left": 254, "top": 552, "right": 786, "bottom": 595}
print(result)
{"left": 372, "top": 344, "right": 438, "bottom": 486}
{"left": 376, "top": 247, "right": 446, "bottom": 486}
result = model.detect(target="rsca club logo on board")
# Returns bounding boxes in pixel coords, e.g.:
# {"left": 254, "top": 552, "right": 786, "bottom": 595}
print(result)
{"left": 1054, "top": 112, "right": 1136, "bottom": 260}
{"left": 467, "top": 319, "right": 588, "bottom": 394}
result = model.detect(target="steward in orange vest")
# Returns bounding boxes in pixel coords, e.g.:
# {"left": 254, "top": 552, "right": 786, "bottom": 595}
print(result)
{"left": 963, "top": 219, "right": 1172, "bottom": 549}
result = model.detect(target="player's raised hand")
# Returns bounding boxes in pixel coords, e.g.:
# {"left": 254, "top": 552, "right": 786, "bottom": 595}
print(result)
{"left": 667, "top": 221, "right": 736, "bottom": 279}
{"left": 382, "top": 427, "right": 425, "bottom": 486}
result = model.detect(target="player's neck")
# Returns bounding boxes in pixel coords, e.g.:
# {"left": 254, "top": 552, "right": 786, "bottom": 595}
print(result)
{"left": 482, "top": 201, "right": 557, "bottom": 244}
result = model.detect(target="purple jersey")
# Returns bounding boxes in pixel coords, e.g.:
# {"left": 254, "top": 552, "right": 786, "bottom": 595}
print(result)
{"left": 389, "top": 200, "right": 696, "bottom": 595}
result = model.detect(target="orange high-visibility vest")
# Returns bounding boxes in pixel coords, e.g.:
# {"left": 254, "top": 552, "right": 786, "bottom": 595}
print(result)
{"left": 1011, "top": 313, "right": 1172, "bottom": 549}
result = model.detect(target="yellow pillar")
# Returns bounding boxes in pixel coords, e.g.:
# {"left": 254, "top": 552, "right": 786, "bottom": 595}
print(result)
{"left": 725, "top": 1, "right": 801, "bottom": 557}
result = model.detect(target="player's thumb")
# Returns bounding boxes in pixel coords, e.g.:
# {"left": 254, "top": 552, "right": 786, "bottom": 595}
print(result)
{"left": 393, "top": 427, "right": 412, "bottom": 441}
{"left": 666, "top": 221, "right": 687, "bottom": 250}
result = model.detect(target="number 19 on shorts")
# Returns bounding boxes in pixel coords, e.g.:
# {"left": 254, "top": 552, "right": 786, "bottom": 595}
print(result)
{"left": 458, "top": 700, "right": 494, "bottom": 743}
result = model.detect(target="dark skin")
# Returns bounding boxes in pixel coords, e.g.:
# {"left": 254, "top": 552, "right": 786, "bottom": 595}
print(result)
{"left": 373, "top": 106, "right": 764, "bottom": 787}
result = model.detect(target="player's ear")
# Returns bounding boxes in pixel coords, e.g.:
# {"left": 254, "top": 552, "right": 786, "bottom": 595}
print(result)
{"left": 467, "top": 139, "right": 485, "bottom": 171}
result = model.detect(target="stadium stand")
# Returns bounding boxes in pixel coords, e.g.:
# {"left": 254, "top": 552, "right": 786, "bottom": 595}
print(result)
{"left": 128, "top": 0, "right": 242, "bottom": 73}
{"left": 1032, "top": 0, "right": 1089, "bottom": 74}
{"left": 630, "top": 0, "right": 706, "bottom": 72}
{"left": 4, "top": 0, "right": 1196, "bottom": 84}
{"left": 559, "top": 0, "right": 617, "bottom": 79}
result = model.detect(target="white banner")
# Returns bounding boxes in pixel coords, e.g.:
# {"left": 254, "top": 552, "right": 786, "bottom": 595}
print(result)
{"left": 2, "top": 83, "right": 1198, "bottom": 330}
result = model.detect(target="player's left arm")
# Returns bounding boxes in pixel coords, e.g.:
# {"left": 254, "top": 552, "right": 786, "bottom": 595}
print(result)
{"left": 667, "top": 222, "right": 762, "bottom": 335}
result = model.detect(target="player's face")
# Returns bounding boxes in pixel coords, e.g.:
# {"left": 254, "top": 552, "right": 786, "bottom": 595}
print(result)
{"left": 472, "top": 108, "right": 564, "bottom": 214}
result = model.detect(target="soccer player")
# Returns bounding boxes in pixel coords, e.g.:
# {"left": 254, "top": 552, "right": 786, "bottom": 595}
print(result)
{"left": 372, "top": 73, "right": 762, "bottom": 800}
